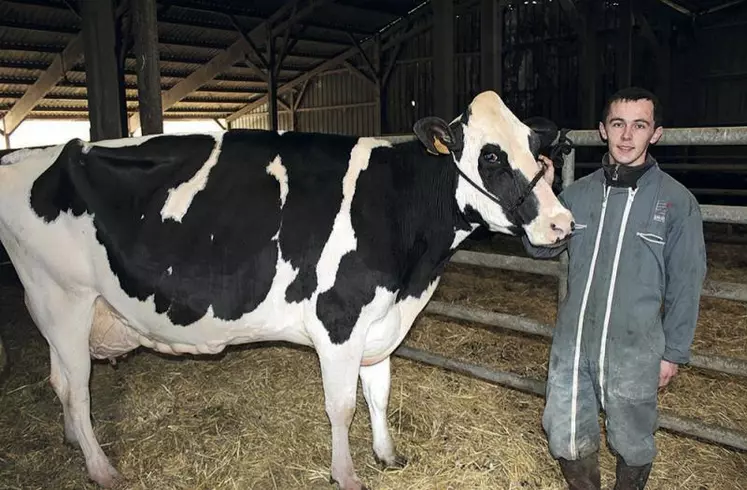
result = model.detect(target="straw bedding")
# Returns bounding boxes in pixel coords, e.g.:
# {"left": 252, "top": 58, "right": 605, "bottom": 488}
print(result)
{"left": 0, "top": 235, "right": 745, "bottom": 490}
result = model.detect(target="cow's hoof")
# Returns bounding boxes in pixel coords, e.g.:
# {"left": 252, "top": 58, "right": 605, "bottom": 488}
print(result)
{"left": 328, "top": 474, "right": 369, "bottom": 490}
{"left": 63, "top": 433, "right": 80, "bottom": 448}
{"left": 374, "top": 452, "right": 408, "bottom": 469}
{"left": 89, "top": 461, "right": 121, "bottom": 488}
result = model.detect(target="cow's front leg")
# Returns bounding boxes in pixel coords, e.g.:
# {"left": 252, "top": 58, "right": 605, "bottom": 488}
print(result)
{"left": 359, "top": 357, "right": 407, "bottom": 469}
{"left": 318, "top": 346, "right": 366, "bottom": 490}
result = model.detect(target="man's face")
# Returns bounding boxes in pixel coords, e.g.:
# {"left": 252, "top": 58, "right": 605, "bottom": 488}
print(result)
{"left": 598, "top": 98, "right": 663, "bottom": 167}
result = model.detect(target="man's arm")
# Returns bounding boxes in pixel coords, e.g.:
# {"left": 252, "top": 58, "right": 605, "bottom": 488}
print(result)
{"left": 661, "top": 203, "right": 708, "bottom": 365}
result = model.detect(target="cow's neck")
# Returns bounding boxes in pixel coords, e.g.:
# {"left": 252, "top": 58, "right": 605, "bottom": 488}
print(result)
{"left": 364, "top": 140, "right": 473, "bottom": 300}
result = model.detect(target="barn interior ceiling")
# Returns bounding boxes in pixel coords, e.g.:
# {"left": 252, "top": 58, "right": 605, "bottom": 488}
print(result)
{"left": 0, "top": 0, "right": 745, "bottom": 136}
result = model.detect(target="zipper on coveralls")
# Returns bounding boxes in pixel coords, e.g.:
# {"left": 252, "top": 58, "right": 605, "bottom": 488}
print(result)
{"left": 597, "top": 188, "right": 637, "bottom": 410}
{"left": 569, "top": 185, "right": 611, "bottom": 460}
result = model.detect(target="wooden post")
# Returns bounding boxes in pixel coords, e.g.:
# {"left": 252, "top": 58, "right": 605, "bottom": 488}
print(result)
{"left": 616, "top": 0, "right": 633, "bottom": 89}
{"left": 373, "top": 35, "right": 382, "bottom": 136}
{"left": 578, "top": 0, "right": 597, "bottom": 128}
{"left": 267, "top": 30, "right": 278, "bottom": 131}
{"left": 480, "top": 0, "right": 503, "bottom": 93}
{"left": 288, "top": 92, "right": 296, "bottom": 131}
{"left": 133, "top": 0, "right": 163, "bottom": 135}
{"left": 81, "top": 0, "right": 127, "bottom": 141}
{"left": 432, "top": 0, "right": 455, "bottom": 120}
{"left": 1, "top": 121, "right": 10, "bottom": 149}
{"left": 658, "top": 18, "right": 671, "bottom": 123}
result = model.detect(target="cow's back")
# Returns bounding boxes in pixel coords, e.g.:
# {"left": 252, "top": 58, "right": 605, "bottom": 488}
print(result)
{"left": 4, "top": 131, "right": 367, "bottom": 329}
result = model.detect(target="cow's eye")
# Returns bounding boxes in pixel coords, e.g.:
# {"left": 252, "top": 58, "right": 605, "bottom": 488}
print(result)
{"left": 483, "top": 152, "right": 498, "bottom": 163}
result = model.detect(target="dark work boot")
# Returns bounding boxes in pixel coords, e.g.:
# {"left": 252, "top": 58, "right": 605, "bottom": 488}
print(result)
{"left": 558, "top": 451, "right": 601, "bottom": 490}
{"left": 613, "top": 456, "right": 652, "bottom": 490}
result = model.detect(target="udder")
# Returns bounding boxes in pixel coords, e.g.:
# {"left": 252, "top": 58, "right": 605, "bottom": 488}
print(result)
{"left": 89, "top": 297, "right": 219, "bottom": 360}
{"left": 89, "top": 297, "right": 141, "bottom": 360}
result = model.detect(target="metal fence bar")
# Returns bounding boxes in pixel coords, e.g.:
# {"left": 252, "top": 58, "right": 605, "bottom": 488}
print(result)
{"left": 566, "top": 126, "right": 747, "bottom": 146}
{"left": 703, "top": 280, "right": 747, "bottom": 302}
{"left": 393, "top": 345, "right": 747, "bottom": 452}
{"left": 424, "top": 300, "right": 747, "bottom": 378}
{"left": 448, "top": 251, "right": 747, "bottom": 303}
{"left": 451, "top": 250, "right": 564, "bottom": 276}
{"left": 701, "top": 205, "right": 747, "bottom": 225}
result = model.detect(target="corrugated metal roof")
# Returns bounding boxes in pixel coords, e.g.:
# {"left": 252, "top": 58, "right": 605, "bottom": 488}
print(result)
{"left": 0, "top": 0, "right": 424, "bottom": 125}
{"left": 1, "top": 0, "right": 741, "bottom": 126}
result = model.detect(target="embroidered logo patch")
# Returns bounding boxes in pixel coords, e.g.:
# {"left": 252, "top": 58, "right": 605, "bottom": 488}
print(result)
{"left": 654, "top": 200, "right": 670, "bottom": 223}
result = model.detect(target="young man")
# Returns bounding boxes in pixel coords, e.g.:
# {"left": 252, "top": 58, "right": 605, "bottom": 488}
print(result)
{"left": 524, "top": 87, "right": 707, "bottom": 489}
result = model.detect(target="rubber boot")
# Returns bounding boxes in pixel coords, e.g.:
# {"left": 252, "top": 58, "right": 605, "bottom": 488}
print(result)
{"left": 558, "top": 451, "right": 601, "bottom": 490}
{"left": 613, "top": 455, "right": 652, "bottom": 490}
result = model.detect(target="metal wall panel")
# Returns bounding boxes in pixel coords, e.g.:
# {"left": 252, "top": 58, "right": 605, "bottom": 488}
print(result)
{"left": 231, "top": 70, "right": 377, "bottom": 135}
{"left": 231, "top": 103, "right": 294, "bottom": 131}
{"left": 231, "top": 2, "right": 747, "bottom": 137}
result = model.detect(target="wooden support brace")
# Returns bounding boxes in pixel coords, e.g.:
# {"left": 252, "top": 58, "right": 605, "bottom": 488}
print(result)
{"left": 128, "top": 0, "right": 332, "bottom": 132}
{"left": 343, "top": 61, "right": 377, "bottom": 87}
{"left": 229, "top": 14, "right": 269, "bottom": 69}
{"left": 346, "top": 32, "right": 377, "bottom": 79}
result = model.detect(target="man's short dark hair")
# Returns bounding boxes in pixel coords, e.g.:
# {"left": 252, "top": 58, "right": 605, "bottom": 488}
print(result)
{"left": 601, "top": 87, "right": 663, "bottom": 128}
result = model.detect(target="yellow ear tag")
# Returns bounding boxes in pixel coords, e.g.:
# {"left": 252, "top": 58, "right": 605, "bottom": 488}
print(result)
{"left": 432, "top": 137, "right": 450, "bottom": 155}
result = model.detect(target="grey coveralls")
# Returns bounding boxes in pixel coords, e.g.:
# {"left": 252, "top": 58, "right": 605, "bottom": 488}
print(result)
{"left": 524, "top": 154, "right": 707, "bottom": 467}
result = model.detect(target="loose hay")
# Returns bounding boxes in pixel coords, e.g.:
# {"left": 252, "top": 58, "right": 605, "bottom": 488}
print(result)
{"left": 0, "top": 235, "right": 746, "bottom": 490}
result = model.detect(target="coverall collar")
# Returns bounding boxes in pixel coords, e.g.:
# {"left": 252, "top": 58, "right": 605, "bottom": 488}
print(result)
{"left": 600, "top": 153, "right": 657, "bottom": 189}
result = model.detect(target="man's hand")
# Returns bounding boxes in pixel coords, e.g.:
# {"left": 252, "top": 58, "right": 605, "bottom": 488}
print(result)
{"left": 659, "top": 360, "right": 679, "bottom": 388}
{"left": 538, "top": 155, "right": 555, "bottom": 186}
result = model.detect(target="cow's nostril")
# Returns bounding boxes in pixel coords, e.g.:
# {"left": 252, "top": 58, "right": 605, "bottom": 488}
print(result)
{"left": 551, "top": 223, "right": 559, "bottom": 231}
{"left": 570, "top": 221, "right": 576, "bottom": 232}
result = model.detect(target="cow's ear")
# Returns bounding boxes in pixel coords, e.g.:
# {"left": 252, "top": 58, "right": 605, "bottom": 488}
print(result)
{"left": 523, "top": 116, "right": 558, "bottom": 156}
{"left": 414, "top": 117, "right": 458, "bottom": 155}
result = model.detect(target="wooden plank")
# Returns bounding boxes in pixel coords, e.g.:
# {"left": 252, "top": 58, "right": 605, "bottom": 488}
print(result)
{"left": 128, "top": 0, "right": 330, "bottom": 132}
{"left": 81, "top": 0, "right": 127, "bottom": 141}
{"left": 480, "top": 0, "right": 503, "bottom": 93}
{"left": 1, "top": 34, "right": 84, "bottom": 135}
{"left": 432, "top": 0, "right": 454, "bottom": 120}
{"left": 133, "top": 0, "right": 163, "bottom": 135}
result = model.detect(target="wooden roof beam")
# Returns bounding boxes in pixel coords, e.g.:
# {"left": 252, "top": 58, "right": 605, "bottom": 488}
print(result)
{"left": 0, "top": 35, "right": 83, "bottom": 135}
{"left": 657, "top": 0, "right": 693, "bottom": 16}
{"left": 226, "top": 4, "right": 431, "bottom": 122}
{"left": 128, "top": 0, "right": 334, "bottom": 133}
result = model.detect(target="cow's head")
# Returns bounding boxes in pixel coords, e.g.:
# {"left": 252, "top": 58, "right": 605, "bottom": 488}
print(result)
{"left": 414, "top": 90, "right": 574, "bottom": 246}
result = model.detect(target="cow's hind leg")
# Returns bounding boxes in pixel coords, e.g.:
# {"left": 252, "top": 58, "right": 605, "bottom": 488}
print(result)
{"left": 25, "top": 286, "right": 120, "bottom": 487}
{"left": 316, "top": 344, "right": 367, "bottom": 490}
{"left": 49, "top": 347, "right": 78, "bottom": 447}
{"left": 359, "top": 357, "right": 406, "bottom": 469}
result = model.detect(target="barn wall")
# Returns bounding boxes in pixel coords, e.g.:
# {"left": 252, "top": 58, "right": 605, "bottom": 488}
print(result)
{"left": 688, "top": 17, "right": 747, "bottom": 126}
{"left": 231, "top": 69, "right": 377, "bottom": 136}
{"left": 232, "top": 2, "right": 747, "bottom": 136}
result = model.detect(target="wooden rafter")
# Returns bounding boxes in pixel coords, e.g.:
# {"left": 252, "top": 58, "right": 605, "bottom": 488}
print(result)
{"left": 226, "top": 3, "right": 432, "bottom": 122}
{"left": 127, "top": 0, "right": 333, "bottom": 133}
{"left": 0, "top": 34, "right": 84, "bottom": 135}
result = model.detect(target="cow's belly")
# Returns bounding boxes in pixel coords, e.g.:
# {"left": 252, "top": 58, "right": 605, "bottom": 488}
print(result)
{"left": 88, "top": 296, "right": 310, "bottom": 359}
{"left": 361, "top": 278, "right": 440, "bottom": 365}
{"left": 90, "top": 239, "right": 313, "bottom": 358}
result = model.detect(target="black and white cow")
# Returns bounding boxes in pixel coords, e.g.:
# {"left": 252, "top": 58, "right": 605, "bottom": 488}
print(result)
{"left": 0, "top": 91, "right": 573, "bottom": 489}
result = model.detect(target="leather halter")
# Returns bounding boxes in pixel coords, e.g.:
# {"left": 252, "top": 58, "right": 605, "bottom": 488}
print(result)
{"left": 450, "top": 128, "right": 574, "bottom": 214}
